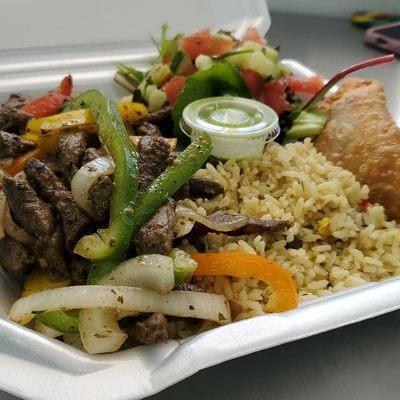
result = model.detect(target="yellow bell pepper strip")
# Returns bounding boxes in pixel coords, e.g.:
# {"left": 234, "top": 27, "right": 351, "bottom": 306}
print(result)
{"left": 66, "top": 90, "right": 139, "bottom": 269}
{"left": 87, "top": 134, "right": 212, "bottom": 283}
{"left": 22, "top": 269, "right": 79, "bottom": 333}
{"left": 24, "top": 102, "right": 148, "bottom": 153}
{"left": 26, "top": 109, "right": 96, "bottom": 135}
{"left": 117, "top": 102, "right": 148, "bottom": 124}
{"left": 4, "top": 147, "right": 47, "bottom": 177}
{"left": 22, "top": 268, "right": 71, "bottom": 298}
{"left": 191, "top": 252, "right": 298, "bottom": 312}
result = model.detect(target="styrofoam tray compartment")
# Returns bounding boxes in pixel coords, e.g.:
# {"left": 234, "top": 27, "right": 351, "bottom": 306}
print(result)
{"left": 1, "top": 2, "right": 400, "bottom": 400}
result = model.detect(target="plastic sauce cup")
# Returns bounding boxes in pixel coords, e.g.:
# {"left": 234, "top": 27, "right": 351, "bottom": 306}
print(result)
{"left": 180, "top": 96, "right": 280, "bottom": 159}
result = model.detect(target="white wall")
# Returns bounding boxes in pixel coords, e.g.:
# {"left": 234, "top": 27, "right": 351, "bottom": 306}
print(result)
{"left": 268, "top": 0, "right": 400, "bottom": 17}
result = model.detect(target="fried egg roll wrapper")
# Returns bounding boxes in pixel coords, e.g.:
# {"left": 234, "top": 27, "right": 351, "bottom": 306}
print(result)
{"left": 315, "top": 78, "right": 400, "bottom": 222}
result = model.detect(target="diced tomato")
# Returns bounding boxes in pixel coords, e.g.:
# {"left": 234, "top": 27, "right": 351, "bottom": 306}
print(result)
{"left": 241, "top": 68, "right": 264, "bottom": 98}
{"left": 163, "top": 76, "right": 186, "bottom": 105}
{"left": 22, "top": 75, "right": 73, "bottom": 118}
{"left": 285, "top": 75, "right": 325, "bottom": 94}
{"left": 179, "top": 63, "right": 197, "bottom": 77}
{"left": 260, "top": 80, "right": 291, "bottom": 115}
{"left": 358, "top": 199, "right": 371, "bottom": 212}
{"left": 241, "top": 27, "right": 267, "bottom": 45}
{"left": 181, "top": 29, "right": 235, "bottom": 60}
{"left": 58, "top": 75, "right": 73, "bottom": 96}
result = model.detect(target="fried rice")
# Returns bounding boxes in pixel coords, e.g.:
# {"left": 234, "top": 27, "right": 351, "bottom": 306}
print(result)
{"left": 178, "top": 138, "right": 400, "bottom": 323}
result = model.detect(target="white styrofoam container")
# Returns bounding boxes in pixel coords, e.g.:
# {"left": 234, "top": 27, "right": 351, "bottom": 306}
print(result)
{"left": 1, "top": 1, "right": 400, "bottom": 399}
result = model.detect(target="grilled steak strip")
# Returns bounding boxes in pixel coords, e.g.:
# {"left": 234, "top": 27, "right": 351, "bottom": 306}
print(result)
{"left": 135, "top": 135, "right": 176, "bottom": 255}
{"left": 128, "top": 312, "right": 168, "bottom": 345}
{"left": 145, "top": 105, "right": 172, "bottom": 125}
{"left": 87, "top": 174, "right": 114, "bottom": 222}
{"left": 0, "top": 94, "right": 32, "bottom": 133}
{"left": 137, "top": 134, "right": 170, "bottom": 191}
{"left": 174, "top": 177, "right": 225, "bottom": 200}
{"left": 136, "top": 121, "right": 161, "bottom": 136}
{"left": 187, "top": 213, "right": 292, "bottom": 239}
{"left": 3, "top": 177, "right": 54, "bottom": 239}
{"left": 136, "top": 199, "right": 176, "bottom": 255}
{"left": 0, "top": 130, "right": 35, "bottom": 158}
{"left": 81, "top": 147, "right": 114, "bottom": 222}
{"left": 82, "top": 147, "right": 102, "bottom": 165}
{"left": 24, "top": 158, "right": 90, "bottom": 251}
{"left": 56, "top": 132, "right": 86, "bottom": 184}
{"left": 69, "top": 255, "right": 90, "bottom": 285}
{"left": 188, "top": 177, "right": 224, "bottom": 199}
{"left": 0, "top": 236, "right": 35, "bottom": 277}
{"left": 34, "top": 226, "right": 69, "bottom": 278}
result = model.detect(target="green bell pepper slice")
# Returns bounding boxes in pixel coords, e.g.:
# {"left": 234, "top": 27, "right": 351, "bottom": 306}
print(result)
{"left": 88, "top": 134, "right": 212, "bottom": 283}
{"left": 66, "top": 90, "right": 139, "bottom": 266}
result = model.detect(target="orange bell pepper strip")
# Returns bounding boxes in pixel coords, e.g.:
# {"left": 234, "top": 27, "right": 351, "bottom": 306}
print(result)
{"left": 191, "top": 252, "right": 298, "bottom": 313}
{"left": 4, "top": 147, "right": 47, "bottom": 177}
{"left": 22, "top": 75, "right": 73, "bottom": 118}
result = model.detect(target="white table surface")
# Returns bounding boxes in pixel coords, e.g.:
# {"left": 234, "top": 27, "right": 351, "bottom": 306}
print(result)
{"left": 2, "top": 10, "right": 400, "bottom": 400}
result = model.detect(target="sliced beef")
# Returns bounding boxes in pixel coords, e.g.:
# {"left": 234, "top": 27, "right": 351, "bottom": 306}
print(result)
{"left": 136, "top": 121, "right": 161, "bottom": 136}
{"left": 82, "top": 147, "right": 114, "bottom": 221}
{"left": 82, "top": 147, "right": 102, "bottom": 165}
{"left": 35, "top": 227, "right": 68, "bottom": 278}
{"left": 135, "top": 135, "right": 176, "bottom": 254}
{"left": 174, "top": 177, "right": 224, "bottom": 200}
{"left": 136, "top": 199, "right": 176, "bottom": 255}
{"left": 87, "top": 174, "right": 114, "bottom": 221}
{"left": 128, "top": 313, "right": 168, "bottom": 345}
{"left": 0, "top": 236, "right": 35, "bottom": 276}
{"left": 186, "top": 213, "right": 292, "bottom": 239}
{"left": 0, "top": 94, "right": 32, "bottom": 133}
{"left": 237, "top": 217, "right": 292, "bottom": 235}
{"left": 41, "top": 154, "right": 63, "bottom": 177}
{"left": 137, "top": 134, "right": 170, "bottom": 190}
{"left": 145, "top": 105, "right": 173, "bottom": 137}
{"left": 56, "top": 132, "right": 86, "bottom": 184}
{"left": 24, "top": 158, "right": 90, "bottom": 251}
{"left": 285, "top": 236, "right": 303, "bottom": 250}
{"left": 3, "top": 177, "right": 54, "bottom": 239}
{"left": 69, "top": 255, "right": 90, "bottom": 284}
{"left": 0, "top": 130, "right": 35, "bottom": 158}
{"left": 145, "top": 105, "right": 172, "bottom": 125}
{"left": 188, "top": 177, "right": 224, "bottom": 199}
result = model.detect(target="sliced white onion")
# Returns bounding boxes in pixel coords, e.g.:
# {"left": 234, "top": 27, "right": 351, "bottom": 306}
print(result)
{"left": 116, "top": 310, "right": 140, "bottom": 320}
{"left": 10, "top": 285, "right": 231, "bottom": 325}
{"left": 83, "top": 254, "right": 175, "bottom": 353}
{"left": 34, "top": 319, "right": 63, "bottom": 338}
{"left": 99, "top": 254, "right": 175, "bottom": 294}
{"left": 79, "top": 309, "right": 127, "bottom": 354}
{"left": 71, "top": 156, "right": 114, "bottom": 217}
{"left": 174, "top": 206, "right": 249, "bottom": 237}
{"left": 4, "top": 203, "right": 34, "bottom": 244}
{"left": 0, "top": 191, "right": 6, "bottom": 241}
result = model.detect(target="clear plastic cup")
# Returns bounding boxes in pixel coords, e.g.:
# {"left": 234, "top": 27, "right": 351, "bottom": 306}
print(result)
{"left": 180, "top": 96, "right": 280, "bottom": 159}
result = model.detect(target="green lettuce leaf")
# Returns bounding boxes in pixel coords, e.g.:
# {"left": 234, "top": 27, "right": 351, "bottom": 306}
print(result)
{"left": 172, "top": 63, "right": 251, "bottom": 142}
